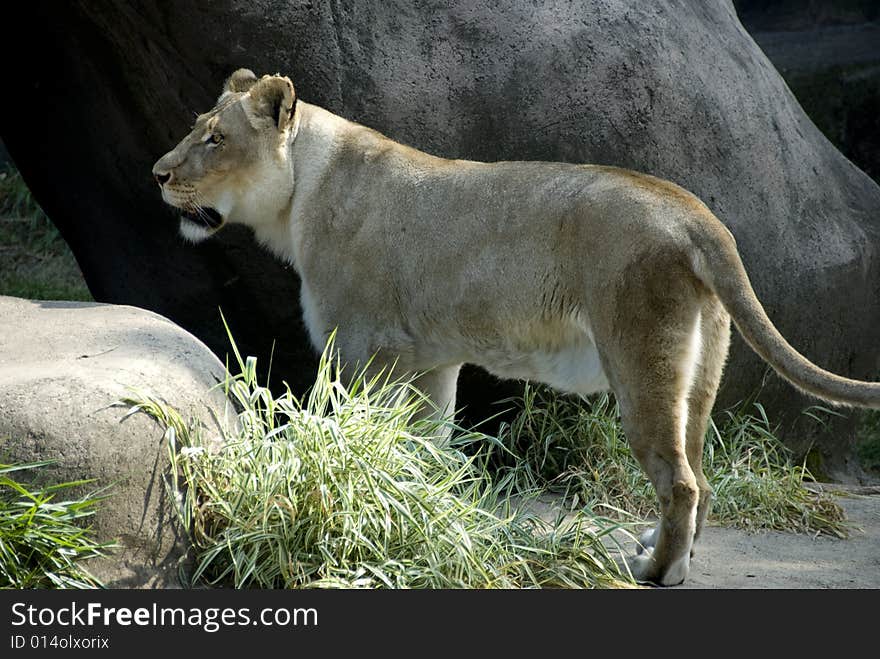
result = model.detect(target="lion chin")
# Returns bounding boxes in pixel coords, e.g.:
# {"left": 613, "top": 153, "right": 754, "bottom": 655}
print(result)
{"left": 178, "top": 215, "right": 221, "bottom": 243}
{"left": 175, "top": 206, "right": 225, "bottom": 243}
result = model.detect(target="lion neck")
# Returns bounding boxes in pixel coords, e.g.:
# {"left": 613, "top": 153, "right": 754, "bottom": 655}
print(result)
{"left": 277, "top": 102, "right": 376, "bottom": 269}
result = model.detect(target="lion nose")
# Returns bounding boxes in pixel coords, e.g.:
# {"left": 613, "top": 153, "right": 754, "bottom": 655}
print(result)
{"left": 152, "top": 155, "right": 175, "bottom": 186}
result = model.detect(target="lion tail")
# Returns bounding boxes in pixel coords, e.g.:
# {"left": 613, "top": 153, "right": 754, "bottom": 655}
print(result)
{"left": 688, "top": 221, "right": 880, "bottom": 409}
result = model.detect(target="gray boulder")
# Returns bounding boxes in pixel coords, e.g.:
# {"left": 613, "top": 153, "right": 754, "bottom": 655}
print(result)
{"left": 736, "top": 2, "right": 880, "bottom": 189}
{"left": 0, "top": 296, "right": 231, "bottom": 588}
{"left": 1, "top": 1, "right": 878, "bottom": 478}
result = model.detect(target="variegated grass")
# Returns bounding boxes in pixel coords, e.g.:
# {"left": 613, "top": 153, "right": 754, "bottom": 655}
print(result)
{"left": 127, "top": 340, "right": 635, "bottom": 589}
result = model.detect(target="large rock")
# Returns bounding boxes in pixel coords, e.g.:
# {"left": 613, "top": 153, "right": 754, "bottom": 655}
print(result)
{"left": 0, "top": 296, "right": 231, "bottom": 588}
{"left": 735, "top": 1, "right": 880, "bottom": 186}
{"left": 1, "top": 1, "right": 878, "bottom": 478}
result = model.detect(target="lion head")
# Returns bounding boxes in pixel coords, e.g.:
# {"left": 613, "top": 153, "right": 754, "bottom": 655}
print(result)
{"left": 152, "top": 69, "right": 298, "bottom": 243}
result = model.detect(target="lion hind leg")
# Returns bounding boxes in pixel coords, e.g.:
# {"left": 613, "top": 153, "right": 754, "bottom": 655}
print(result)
{"left": 635, "top": 297, "right": 730, "bottom": 562}
{"left": 603, "top": 303, "right": 704, "bottom": 586}
{"left": 685, "top": 298, "right": 731, "bottom": 548}
{"left": 625, "top": 424, "right": 700, "bottom": 586}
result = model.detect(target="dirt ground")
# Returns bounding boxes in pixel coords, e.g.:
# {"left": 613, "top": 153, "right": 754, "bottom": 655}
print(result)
{"left": 678, "top": 490, "right": 880, "bottom": 589}
{"left": 528, "top": 485, "right": 880, "bottom": 589}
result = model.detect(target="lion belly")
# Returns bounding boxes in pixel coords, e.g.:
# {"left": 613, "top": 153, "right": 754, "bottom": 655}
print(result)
{"left": 478, "top": 325, "right": 610, "bottom": 396}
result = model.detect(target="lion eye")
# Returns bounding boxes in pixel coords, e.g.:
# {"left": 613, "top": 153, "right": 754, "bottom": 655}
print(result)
{"left": 206, "top": 133, "right": 223, "bottom": 146}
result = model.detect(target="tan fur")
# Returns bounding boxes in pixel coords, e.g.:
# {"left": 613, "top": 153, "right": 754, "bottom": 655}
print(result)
{"left": 153, "top": 70, "right": 880, "bottom": 586}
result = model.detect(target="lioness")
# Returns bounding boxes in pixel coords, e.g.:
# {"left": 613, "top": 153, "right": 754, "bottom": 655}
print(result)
{"left": 153, "top": 69, "right": 880, "bottom": 586}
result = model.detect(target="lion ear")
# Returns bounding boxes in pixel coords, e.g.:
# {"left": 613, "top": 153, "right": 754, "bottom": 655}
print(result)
{"left": 246, "top": 75, "right": 297, "bottom": 132}
{"left": 223, "top": 68, "right": 258, "bottom": 94}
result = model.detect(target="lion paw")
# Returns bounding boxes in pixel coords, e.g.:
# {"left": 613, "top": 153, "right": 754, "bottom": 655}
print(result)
{"left": 627, "top": 553, "right": 658, "bottom": 583}
{"left": 637, "top": 525, "right": 659, "bottom": 554}
{"left": 626, "top": 551, "right": 689, "bottom": 587}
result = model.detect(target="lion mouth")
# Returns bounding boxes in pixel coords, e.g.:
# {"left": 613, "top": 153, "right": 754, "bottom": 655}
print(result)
{"left": 179, "top": 206, "right": 224, "bottom": 230}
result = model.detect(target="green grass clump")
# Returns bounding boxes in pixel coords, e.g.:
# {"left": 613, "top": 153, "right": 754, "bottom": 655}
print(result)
{"left": 0, "top": 461, "right": 109, "bottom": 588}
{"left": 0, "top": 166, "right": 48, "bottom": 223}
{"left": 126, "top": 342, "right": 633, "bottom": 589}
{"left": 492, "top": 386, "right": 847, "bottom": 537}
{"left": 491, "top": 388, "right": 656, "bottom": 518}
{"left": 0, "top": 166, "right": 91, "bottom": 301}
{"left": 705, "top": 404, "right": 846, "bottom": 536}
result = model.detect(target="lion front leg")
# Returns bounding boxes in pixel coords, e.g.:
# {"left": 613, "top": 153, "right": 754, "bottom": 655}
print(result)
{"left": 409, "top": 365, "right": 462, "bottom": 443}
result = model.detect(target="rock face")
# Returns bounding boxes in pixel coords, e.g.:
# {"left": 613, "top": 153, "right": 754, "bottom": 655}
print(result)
{"left": 735, "top": 1, "right": 880, "bottom": 186}
{"left": 1, "top": 1, "right": 878, "bottom": 478}
{"left": 0, "top": 297, "right": 231, "bottom": 588}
